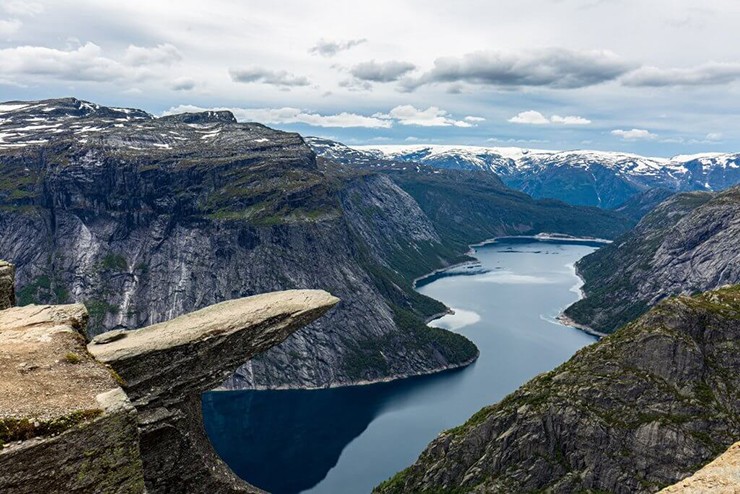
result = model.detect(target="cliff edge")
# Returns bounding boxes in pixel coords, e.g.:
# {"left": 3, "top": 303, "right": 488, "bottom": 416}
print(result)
{"left": 0, "top": 260, "right": 339, "bottom": 493}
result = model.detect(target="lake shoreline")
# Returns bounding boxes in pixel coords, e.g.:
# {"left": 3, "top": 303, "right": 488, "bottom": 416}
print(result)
{"left": 216, "top": 234, "right": 605, "bottom": 392}
{"left": 205, "top": 237, "right": 602, "bottom": 494}
{"left": 556, "top": 261, "right": 608, "bottom": 339}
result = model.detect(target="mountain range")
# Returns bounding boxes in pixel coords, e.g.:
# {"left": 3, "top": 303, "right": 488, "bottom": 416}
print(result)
{"left": 1, "top": 97, "right": 739, "bottom": 493}
{"left": 308, "top": 137, "right": 740, "bottom": 208}
{"left": 0, "top": 97, "right": 628, "bottom": 390}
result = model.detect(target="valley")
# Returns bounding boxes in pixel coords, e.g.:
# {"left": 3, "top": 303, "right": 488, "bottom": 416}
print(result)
{"left": 203, "top": 238, "right": 600, "bottom": 493}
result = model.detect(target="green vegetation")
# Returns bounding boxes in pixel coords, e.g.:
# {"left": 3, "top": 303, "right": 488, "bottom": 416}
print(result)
{"left": 64, "top": 352, "right": 83, "bottom": 364}
{"left": 0, "top": 409, "right": 103, "bottom": 447}
{"left": 0, "top": 165, "right": 39, "bottom": 204}
{"left": 84, "top": 299, "right": 120, "bottom": 328}
{"left": 389, "top": 169, "right": 631, "bottom": 249}
{"left": 99, "top": 253, "right": 128, "bottom": 272}
{"left": 375, "top": 285, "right": 740, "bottom": 493}
{"left": 16, "top": 273, "right": 69, "bottom": 306}
{"left": 341, "top": 305, "right": 478, "bottom": 381}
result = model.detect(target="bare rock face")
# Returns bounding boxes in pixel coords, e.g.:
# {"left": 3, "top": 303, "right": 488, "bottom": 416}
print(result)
{"left": 0, "top": 260, "right": 340, "bottom": 493}
{"left": 0, "top": 302, "right": 145, "bottom": 493}
{"left": 565, "top": 186, "right": 740, "bottom": 333}
{"left": 0, "top": 260, "right": 14, "bottom": 310}
{"left": 659, "top": 441, "right": 740, "bottom": 493}
{"left": 376, "top": 286, "right": 740, "bottom": 494}
{"left": 88, "top": 290, "right": 339, "bottom": 493}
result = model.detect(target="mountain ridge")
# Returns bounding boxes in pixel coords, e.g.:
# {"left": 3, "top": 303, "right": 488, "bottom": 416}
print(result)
{"left": 564, "top": 185, "right": 740, "bottom": 333}
{"left": 376, "top": 285, "right": 740, "bottom": 493}
{"left": 0, "top": 97, "right": 630, "bottom": 390}
{"left": 307, "top": 137, "right": 740, "bottom": 208}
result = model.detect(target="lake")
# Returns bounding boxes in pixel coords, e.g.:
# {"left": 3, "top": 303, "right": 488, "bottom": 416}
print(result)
{"left": 202, "top": 238, "right": 602, "bottom": 493}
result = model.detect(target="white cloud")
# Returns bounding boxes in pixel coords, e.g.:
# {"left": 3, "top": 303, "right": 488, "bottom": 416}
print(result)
{"left": 162, "top": 105, "right": 392, "bottom": 128}
{"left": 1, "top": 0, "right": 43, "bottom": 16}
{"left": 0, "top": 42, "right": 126, "bottom": 81}
{"left": 123, "top": 43, "right": 182, "bottom": 66}
{"left": 405, "top": 48, "right": 635, "bottom": 90}
{"left": 487, "top": 137, "right": 550, "bottom": 144}
{"left": 0, "top": 42, "right": 184, "bottom": 83}
{"left": 705, "top": 132, "right": 723, "bottom": 141}
{"left": 0, "top": 18, "right": 22, "bottom": 37}
{"left": 350, "top": 60, "right": 415, "bottom": 82}
{"left": 611, "top": 128, "right": 658, "bottom": 140}
{"left": 508, "top": 110, "right": 550, "bottom": 125}
{"left": 509, "top": 110, "right": 591, "bottom": 125}
{"left": 550, "top": 114, "right": 591, "bottom": 125}
{"left": 375, "top": 105, "right": 474, "bottom": 127}
{"left": 163, "top": 104, "right": 480, "bottom": 129}
{"left": 464, "top": 115, "right": 486, "bottom": 122}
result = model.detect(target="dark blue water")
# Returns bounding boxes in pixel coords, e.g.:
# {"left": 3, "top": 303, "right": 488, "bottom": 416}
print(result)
{"left": 203, "top": 239, "right": 600, "bottom": 493}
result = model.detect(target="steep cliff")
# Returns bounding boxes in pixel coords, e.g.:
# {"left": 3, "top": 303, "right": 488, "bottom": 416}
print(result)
{"left": 565, "top": 186, "right": 740, "bottom": 333}
{"left": 0, "top": 260, "right": 13, "bottom": 309}
{"left": 0, "top": 259, "right": 340, "bottom": 493}
{"left": 376, "top": 286, "right": 740, "bottom": 494}
{"left": 0, "top": 98, "right": 629, "bottom": 389}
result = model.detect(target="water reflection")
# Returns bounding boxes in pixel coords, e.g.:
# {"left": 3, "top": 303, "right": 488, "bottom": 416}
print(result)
{"left": 202, "top": 239, "right": 600, "bottom": 494}
{"left": 202, "top": 367, "right": 471, "bottom": 494}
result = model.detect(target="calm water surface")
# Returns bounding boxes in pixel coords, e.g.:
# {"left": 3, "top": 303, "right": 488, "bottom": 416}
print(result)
{"left": 203, "top": 239, "right": 601, "bottom": 494}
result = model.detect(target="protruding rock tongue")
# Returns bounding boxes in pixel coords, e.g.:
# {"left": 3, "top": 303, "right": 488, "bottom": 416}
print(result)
{"left": 89, "top": 289, "right": 339, "bottom": 493}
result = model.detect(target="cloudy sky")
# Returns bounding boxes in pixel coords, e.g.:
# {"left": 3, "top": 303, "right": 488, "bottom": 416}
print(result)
{"left": 2, "top": 0, "right": 740, "bottom": 156}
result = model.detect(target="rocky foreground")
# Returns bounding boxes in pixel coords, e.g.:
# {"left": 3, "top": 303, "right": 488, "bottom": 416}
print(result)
{"left": 0, "top": 260, "right": 339, "bottom": 493}
{"left": 376, "top": 286, "right": 740, "bottom": 493}
{"left": 659, "top": 441, "right": 740, "bottom": 493}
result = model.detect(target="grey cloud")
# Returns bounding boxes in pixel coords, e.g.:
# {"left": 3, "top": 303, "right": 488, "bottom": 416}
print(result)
{"left": 338, "top": 78, "right": 372, "bottom": 91}
{"left": 229, "top": 67, "right": 310, "bottom": 87}
{"left": 350, "top": 60, "right": 416, "bottom": 82}
{"left": 0, "top": 42, "right": 184, "bottom": 84}
{"left": 171, "top": 77, "right": 195, "bottom": 91}
{"left": 123, "top": 43, "right": 182, "bottom": 66}
{"left": 403, "top": 48, "right": 635, "bottom": 90}
{"left": 0, "top": 42, "right": 128, "bottom": 82}
{"left": 621, "top": 62, "right": 740, "bottom": 87}
{"left": 309, "top": 38, "right": 366, "bottom": 57}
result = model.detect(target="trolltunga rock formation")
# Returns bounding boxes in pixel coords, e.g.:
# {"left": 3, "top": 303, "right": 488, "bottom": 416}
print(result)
{"left": 0, "top": 260, "right": 339, "bottom": 493}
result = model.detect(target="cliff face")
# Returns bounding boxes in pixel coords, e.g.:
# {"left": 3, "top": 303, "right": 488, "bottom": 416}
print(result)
{"left": 0, "top": 259, "right": 340, "bottom": 493}
{"left": 0, "top": 260, "right": 13, "bottom": 310}
{"left": 376, "top": 286, "right": 740, "bottom": 494}
{"left": 564, "top": 186, "right": 740, "bottom": 333}
{"left": 0, "top": 98, "right": 628, "bottom": 389}
{"left": 659, "top": 441, "right": 740, "bottom": 493}
{"left": 0, "top": 302, "right": 146, "bottom": 494}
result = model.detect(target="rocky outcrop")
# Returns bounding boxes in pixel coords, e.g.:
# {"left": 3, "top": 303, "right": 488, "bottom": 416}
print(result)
{"left": 0, "top": 260, "right": 13, "bottom": 310}
{"left": 565, "top": 186, "right": 740, "bottom": 333}
{"left": 89, "top": 290, "right": 339, "bottom": 493}
{"left": 0, "top": 301, "right": 145, "bottom": 493}
{"left": 659, "top": 441, "right": 740, "bottom": 493}
{"left": 376, "top": 286, "right": 740, "bottom": 493}
{"left": 0, "top": 260, "right": 340, "bottom": 493}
